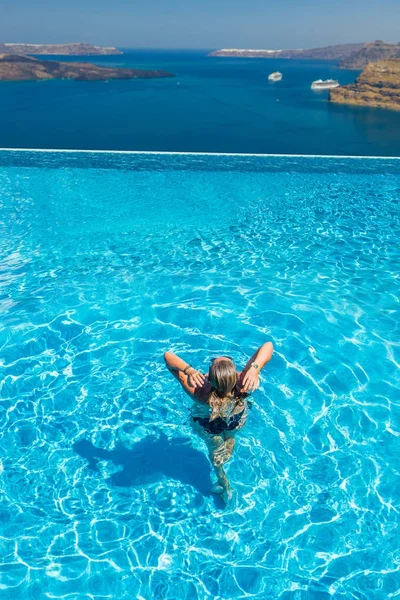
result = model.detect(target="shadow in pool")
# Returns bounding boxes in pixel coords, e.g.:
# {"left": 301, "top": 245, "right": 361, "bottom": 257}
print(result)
{"left": 73, "top": 432, "right": 215, "bottom": 499}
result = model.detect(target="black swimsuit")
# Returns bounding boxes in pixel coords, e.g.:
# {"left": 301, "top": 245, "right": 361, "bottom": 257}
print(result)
{"left": 193, "top": 409, "right": 246, "bottom": 435}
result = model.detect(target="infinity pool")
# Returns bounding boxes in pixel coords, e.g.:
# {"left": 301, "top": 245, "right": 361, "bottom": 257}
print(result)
{"left": 0, "top": 151, "right": 400, "bottom": 599}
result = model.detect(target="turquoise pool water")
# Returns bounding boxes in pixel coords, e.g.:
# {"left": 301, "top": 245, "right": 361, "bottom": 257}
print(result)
{"left": 0, "top": 150, "right": 400, "bottom": 599}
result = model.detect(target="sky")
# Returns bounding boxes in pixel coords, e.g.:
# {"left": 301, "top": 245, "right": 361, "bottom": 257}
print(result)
{"left": 1, "top": 0, "right": 399, "bottom": 50}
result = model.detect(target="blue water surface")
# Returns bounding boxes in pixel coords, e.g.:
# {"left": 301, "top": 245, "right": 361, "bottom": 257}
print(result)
{"left": 0, "top": 150, "right": 400, "bottom": 599}
{"left": 0, "top": 49, "right": 400, "bottom": 155}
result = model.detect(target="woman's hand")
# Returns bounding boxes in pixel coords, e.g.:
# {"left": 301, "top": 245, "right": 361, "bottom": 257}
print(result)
{"left": 187, "top": 368, "right": 205, "bottom": 389}
{"left": 241, "top": 368, "right": 260, "bottom": 392}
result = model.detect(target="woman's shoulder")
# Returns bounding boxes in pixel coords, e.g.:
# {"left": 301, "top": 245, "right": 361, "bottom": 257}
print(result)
{"left": 193, "top": 379, "right": 212, "bottom": 404}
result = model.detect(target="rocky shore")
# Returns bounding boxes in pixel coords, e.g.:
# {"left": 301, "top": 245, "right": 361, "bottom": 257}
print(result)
{"left": 0, "top": 43, "right": 122, "bottom": 55}
{"left": 330, "top": 59, "right": 400, "bottom": 110}
{"left": 0, "top": 54, "right": 174, "bottom": 81}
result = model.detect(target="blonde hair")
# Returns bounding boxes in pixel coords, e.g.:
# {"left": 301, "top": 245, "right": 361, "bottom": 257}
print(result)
{"left": 208, "top": 357, "right": 238, "bottom": 421}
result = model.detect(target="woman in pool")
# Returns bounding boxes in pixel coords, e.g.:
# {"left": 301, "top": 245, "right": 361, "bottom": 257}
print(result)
{"left": 164, "top": 342, "right": 273, "bottom": 501}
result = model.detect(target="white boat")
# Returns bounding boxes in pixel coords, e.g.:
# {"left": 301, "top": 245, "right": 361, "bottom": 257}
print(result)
{"left": 311, "top": 79, "right": 340, "bottom": 90}
{"left": 268, "top": 71, "right": 283, "bottom": 82}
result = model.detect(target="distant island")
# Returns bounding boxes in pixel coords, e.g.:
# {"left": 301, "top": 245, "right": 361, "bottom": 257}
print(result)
{"left": 330, "top": 59, "right": 400, "bottom": 110}
{"left": 0, "top": 54, "right": 174, "bottom": 82}
{"left": 210, "top": 41, "right": 400, "bottom": 69}
{"left": 210, "top": 43, "right": 366, "bottom": 61}
{"left": 0, "top": 42, "right": 122, "bottom": 55}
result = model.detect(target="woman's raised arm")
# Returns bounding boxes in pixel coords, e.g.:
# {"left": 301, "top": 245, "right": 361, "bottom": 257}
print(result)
{"left": 164, "top": 351, "right": 205, "bottom": 390}
{"left": 239, "top": 342, "right": 274, "bottom": 392}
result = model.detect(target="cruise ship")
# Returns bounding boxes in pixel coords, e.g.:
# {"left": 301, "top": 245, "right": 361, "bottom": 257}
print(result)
{"left": 311, "top": 79, "right": 340, "bottom": 90}
{"left": 268, "top": 71, "right": 283, "bottom": 82}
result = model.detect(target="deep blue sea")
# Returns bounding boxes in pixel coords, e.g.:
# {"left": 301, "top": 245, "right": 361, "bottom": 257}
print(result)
{"left": 1, "top": 49, "right": 400, "bottom": 155}
{"left": 1, "top": 150, "right": 400, "bottom": 598}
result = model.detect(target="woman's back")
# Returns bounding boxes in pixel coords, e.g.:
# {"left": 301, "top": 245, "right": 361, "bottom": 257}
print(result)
{"left": 191, "top": 380, "right": 247, "bottom": 419}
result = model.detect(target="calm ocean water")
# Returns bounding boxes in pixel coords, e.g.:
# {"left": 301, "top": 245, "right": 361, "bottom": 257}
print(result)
{"left": 0, "top": 49, "right": 400, "bottom": 155}
{"left": 0, "top": 151, "right": 400, "bottom": 598}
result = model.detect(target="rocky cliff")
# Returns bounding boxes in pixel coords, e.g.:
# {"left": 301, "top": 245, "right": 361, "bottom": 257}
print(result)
{"left": 0, "top": 43, "right": 122, "bottom": 55}
{"left": 338, "top": 41, "right": 400, "bottom": 69}
{"left": 0, "top": 54, "right": 174, "bottom": 81}
{"left": 330, "top": 59, "right": 400, "bottom": 110}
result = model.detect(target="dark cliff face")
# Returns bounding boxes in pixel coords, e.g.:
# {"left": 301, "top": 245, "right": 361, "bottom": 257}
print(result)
{"left": 0, "top": 43, "right": 122, "bottom": 55}
{"left": 338, "top": 41, "right": 400, "bottom": 69}
{"left": 0, "top": 54, "right": 174, "bottom": 81}
{"left": 330, "top": 59, "right": 400, "bottom": 110}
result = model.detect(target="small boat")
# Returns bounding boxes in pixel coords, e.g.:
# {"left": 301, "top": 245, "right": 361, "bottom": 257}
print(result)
{"left": 311, "top": 79, "right": 340, "bottom": 90}
{"left": 268, "top": 71, "right": 283, "bottom": 82}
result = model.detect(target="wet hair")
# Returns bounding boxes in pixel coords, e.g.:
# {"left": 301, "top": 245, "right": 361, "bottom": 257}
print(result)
{"left": 208, "top": 357, "right": 238, "bottom": 421}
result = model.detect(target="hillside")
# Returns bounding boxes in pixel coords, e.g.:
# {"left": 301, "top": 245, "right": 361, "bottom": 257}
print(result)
{"left": 330, "top": 59, "right": 400, "bottom": 110}
{"left": 0, "top": 43, "right": 122, "bottom": 55}
{"left": 339, "top": 41, "right": 400, "bottom": 69}
{"left": 0, "top": 54, "right": 174, "bottom": 81}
